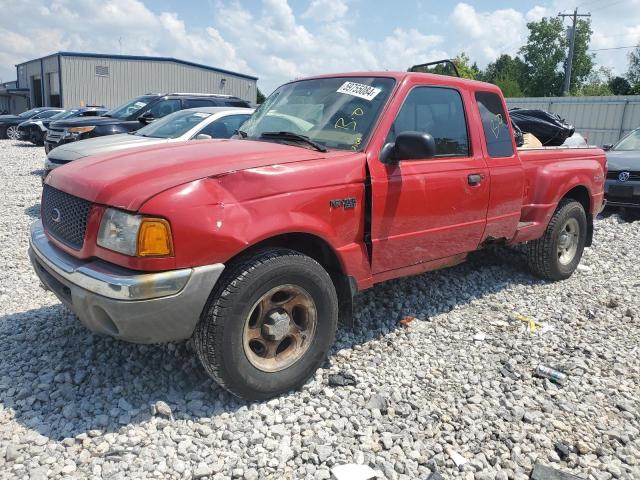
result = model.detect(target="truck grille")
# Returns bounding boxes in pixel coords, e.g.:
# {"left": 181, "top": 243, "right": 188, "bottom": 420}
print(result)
{"left": 607, "top": 170, "right": 640, "bottom": 181}
{"left": 42, "top": 185, "right": 92, "bottom": 249}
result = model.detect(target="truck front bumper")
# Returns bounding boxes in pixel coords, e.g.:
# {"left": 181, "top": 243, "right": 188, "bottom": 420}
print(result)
{"left": 29, "top": 220, "right": 224, "bottom": 343}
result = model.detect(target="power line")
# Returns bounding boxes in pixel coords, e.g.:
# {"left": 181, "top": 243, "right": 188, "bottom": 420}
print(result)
{"left": 590, "top": 44, "right": 639, "bottom": 51}
{"left": 589, "top": 0, "right": 627, "bottom": 12}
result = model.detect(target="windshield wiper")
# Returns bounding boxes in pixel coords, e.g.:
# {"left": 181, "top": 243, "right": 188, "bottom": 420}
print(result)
{"left": 260, "top": 131, "right": 327, "bottom": 152}
{"left": 235, "top": 129, "right": 247, "bottom": 138}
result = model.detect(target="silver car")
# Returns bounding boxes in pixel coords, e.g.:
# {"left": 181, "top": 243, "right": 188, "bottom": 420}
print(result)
{"left": 44, "top": 107, "right": 254, "bottom": 173}
{"left": 604, "top": 127, "right": 640, "bottom": 219}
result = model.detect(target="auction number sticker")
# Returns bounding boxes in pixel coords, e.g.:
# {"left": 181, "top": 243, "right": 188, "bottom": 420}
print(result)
{"left": 336, "top": 82, "right": 381, "bottom": 101}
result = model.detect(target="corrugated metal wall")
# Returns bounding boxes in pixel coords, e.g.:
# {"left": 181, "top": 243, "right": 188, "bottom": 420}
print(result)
{"left": 506, "top": 96, "right": 640, "bottom": 146}
{"left": 60, "top": 56, "right": 256, "bottom": 108}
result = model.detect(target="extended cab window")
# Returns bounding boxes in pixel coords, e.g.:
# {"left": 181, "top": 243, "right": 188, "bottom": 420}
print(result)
{"left": 475, "top": 91, "right": 514, "bottom": 158}
{"left": 387, "top": 87, "right": 469, "bottom": 157}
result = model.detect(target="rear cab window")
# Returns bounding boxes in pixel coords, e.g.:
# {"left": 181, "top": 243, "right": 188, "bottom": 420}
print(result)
{"left": 387, "top": 86, "right": 469, "bottom": 157}
{"left": 475, "top": 91, "right": 514, "bottom": 158}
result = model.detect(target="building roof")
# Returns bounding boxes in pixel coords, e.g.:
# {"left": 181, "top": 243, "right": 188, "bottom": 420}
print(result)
{"left": 15, "top": 51, "right": 258, "bottom": 81}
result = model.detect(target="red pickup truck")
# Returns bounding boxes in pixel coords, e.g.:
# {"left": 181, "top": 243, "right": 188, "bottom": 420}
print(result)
{"left": 30, "top": 71, "right": 606, "bottom": 399}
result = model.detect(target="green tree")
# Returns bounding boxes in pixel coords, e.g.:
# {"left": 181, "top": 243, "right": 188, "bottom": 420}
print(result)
{"left": 482, "top": 54, "right": 527, "bottom": 97}
{"left": 519, "top": 17, "right": 593, "bottom": 96}
{"left": 609, "top": 76, "right": 632, "bottom": 95}
{"left": 577, "top": 66, "right": 612, "bottom": 96}
{"left": 627, "top": 46, "right": 640, "bottom": 89}
{"left": 519, "top": 17, "right": 566, "bottom": 96}
{"left": 256, "top": 88, "right": 266, "bottom": 104}
{"left": 569, "top": 19, "right": 594, "bottom": 94}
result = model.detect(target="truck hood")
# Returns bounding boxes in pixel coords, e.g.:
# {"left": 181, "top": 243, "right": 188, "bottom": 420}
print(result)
{"left": 46, "top": 139, "right": 331, "bottom": 211}
{"left": 50, "top": 116, "right": 128, "bottom": 129}
{"left": 47, "top": 133, "right": 167, "bottom": 162}
{"left": 605, "top": 150, "right": 640, "bottom": 171}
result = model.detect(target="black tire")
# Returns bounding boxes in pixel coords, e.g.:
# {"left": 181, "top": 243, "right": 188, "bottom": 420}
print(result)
{"left": 527, "top": 199, "right": 587, "bottom": 281}
{"left": 194, "top": 248, "right": 338, "bottom": 400}
{"left": 31, "top": 130, "right": 44, "bottom": 146}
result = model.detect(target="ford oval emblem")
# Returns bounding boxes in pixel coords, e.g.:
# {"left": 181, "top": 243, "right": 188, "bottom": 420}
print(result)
{"left": 619, "top": 171, "right": 630, "bottom": 182}
{"left": 51, "top": 208, "right": 62, "bottom": 223}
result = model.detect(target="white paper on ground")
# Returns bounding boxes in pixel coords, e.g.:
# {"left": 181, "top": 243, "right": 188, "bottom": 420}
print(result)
{"left": 331, "top": 463, "right": 382, "bottom": 480}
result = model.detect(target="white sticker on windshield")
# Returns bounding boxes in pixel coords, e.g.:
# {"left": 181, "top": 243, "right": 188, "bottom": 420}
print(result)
{"left": 336, "top": 82, "right": 381, "bottom": 101}
{"left": 193, "top": 112, "right": 210, "bottom": 118}
{"left": 133, "top": 101, "right": 146, "bottom": 108}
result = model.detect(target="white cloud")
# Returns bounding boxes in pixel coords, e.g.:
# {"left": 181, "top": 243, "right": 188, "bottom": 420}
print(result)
{"left": 1, "top": 0, "right": 637, "bottom": 95}
{"left": 214, "top": 0, "right": 445, "bottom": 92}
{"left": 449, "top": 3, "right": 528, "bottom": 63}
{"left": 0, "top": 0, "right": 249, "bottom": 84}
{"left": 302, "top": 0, "right": 348, "bottom": 22}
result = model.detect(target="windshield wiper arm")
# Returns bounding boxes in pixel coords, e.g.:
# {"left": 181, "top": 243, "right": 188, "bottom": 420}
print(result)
{"left": 260, "top": 131, "right": 327, "bottom": 152}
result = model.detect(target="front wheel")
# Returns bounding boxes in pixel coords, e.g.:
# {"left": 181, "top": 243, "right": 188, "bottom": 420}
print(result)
{"left": 5, "top": 126, "right": 20, "bottom": 140}
{"left": 527, "top": 199, "right": 587, "bottom": 281}
{"left": 30, "top": 130, "right": 44, "bottom": 146}
{"left": 194, "top": 249, "right": 338, "bottom": 400}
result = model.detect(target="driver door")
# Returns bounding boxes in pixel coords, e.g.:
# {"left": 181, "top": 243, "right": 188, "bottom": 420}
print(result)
{"left": 369, "top": 86, "right": 490, "bottom": 274}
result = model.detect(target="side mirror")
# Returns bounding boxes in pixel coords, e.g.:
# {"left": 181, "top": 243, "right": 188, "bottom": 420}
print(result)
{"left": 603, "top": 144, "right": 613, "bottom": 151}
{"left": 380, "top": 131, "right": 436, "bottom": 165}
{"left": 195, "top": 134, "right": 212, "bottom": 140}
{"left": 138, "top": 111, "right": 155, "bottom": 124}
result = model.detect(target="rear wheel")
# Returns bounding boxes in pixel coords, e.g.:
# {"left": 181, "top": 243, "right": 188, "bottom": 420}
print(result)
{"left": 194, "top": 249, "right": 338, "bottom": 400}
{"left": 5, "top": 126, "right": 19, "bottom": 140}
{"left": 527, "top": 199, "right": 587, "bottom": 281}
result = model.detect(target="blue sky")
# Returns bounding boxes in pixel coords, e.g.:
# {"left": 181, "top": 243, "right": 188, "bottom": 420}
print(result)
{"left": 1, "top": 0, "right": 638, "bottom": 94}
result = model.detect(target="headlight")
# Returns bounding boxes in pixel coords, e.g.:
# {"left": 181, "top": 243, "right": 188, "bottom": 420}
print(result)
{"left": 67, "top": 126, "right": 95, "bottom": 134}
{"left": 97, "top": 208, "right": 173, "bottom": 257}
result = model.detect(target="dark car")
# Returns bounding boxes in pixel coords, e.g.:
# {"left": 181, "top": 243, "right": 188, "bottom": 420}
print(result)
{"left": 44, "top": 93, "right": 252, "bottom": 152}
{"left": 17, "top": 109, "right": 65, "bottom": 142}
{"left": 604, "top": 128, "right": 640, "bottom": 220}
{"left": 18, "top": 106, "right": 108, "bottom": 145}
{"left": 0, "top": 108, "right": 59, "bottom": 140}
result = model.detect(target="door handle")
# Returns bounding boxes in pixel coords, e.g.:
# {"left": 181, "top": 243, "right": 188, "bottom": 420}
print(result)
{"left": 468, "top": 173, "right": 484, "bottom": 186}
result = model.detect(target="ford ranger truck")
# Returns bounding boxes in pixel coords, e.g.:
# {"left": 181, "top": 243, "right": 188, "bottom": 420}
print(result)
{"left": 29, "top": 72, "right": 606, "bottom": 400}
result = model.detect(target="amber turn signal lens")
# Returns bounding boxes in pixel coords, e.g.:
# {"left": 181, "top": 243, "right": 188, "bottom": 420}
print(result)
{"left": 137, "top": 219, "right": 173, "bottom": 257}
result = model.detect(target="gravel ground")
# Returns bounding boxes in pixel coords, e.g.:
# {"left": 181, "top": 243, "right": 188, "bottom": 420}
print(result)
{"left": 0, "top": 139, "right": 639, "bottom": 480}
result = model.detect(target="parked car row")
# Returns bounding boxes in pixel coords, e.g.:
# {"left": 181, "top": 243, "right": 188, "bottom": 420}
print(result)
{"left": 18, "top": 106, "right": 108, "bottom": 145}
{"left": 44, "top": 106, "right": 253, "bottom": 174}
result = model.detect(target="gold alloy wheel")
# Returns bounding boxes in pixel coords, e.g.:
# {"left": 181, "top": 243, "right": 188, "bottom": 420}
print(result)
{"left": 242, "top": 284, "right": 317, "bottom": 372}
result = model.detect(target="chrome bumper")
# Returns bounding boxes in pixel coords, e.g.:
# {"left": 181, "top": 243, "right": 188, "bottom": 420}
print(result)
{"left": 29, "top": 220, "right": 224, "bottom": 343}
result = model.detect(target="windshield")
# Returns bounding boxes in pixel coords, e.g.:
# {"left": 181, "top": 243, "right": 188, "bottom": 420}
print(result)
{"left": 106, "top": 96, "right": 157, "bottom": 119}
{"left": 33, "top": 110, "right": 62, "bottom": 120}
{"left": 135, "top": 109, "right": 212, "bottom": 138}
{"left": 49, "top": 109, "right": 79, "bottom": 120}
{"left": 241, "top": 76, "right": 396, "bottom": 151}
{"left": 613, "top": 129, "right": 640, "bottom": 151}
{"left": 17, "top": 109, "right": 39, "bottom": 118}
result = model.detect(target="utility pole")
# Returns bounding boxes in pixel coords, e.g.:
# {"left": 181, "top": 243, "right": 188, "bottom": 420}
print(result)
{"left": 558, "top": 8, "right": 591, "bottom": 95}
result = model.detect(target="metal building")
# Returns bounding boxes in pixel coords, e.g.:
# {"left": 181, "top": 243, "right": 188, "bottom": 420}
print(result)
{"left": 14, "top": 52, "right": 258, "bottom": 110}
{"left": 506, "top": 95, "right": 640, "bottom": 146}
{"left": 0, "top": 81, "right": 30, "bottom": 114}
